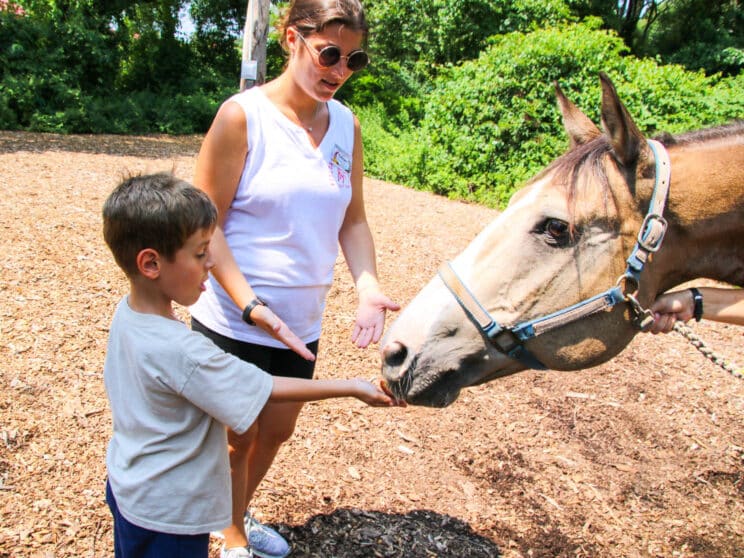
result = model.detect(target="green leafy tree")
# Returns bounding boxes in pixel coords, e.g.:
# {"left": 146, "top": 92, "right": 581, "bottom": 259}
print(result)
{"left": 189, "top": 0, "right": 245, "bottom": 82}
{"left": 567, "top": 0, "right": 742, "bottom": 75}
{"left": 645, "top": 0, "right": 743, "bottom": 75}
{"left": 1, "top": 0, "right": 122, "bottom": 130}
{"left": 114, "top": 1, "right": 194, "bottom": 92}
{"left": 1, "top": 0, "right": 233, "bottom": 132}
{"left": 567, "top": 0, "right": 661, "bottom": 51}
{"left": 367, "top": 0, "right": 573, "bottom": 66}
{"left": 2, "top": 0, "right": 741, "bottom": 142}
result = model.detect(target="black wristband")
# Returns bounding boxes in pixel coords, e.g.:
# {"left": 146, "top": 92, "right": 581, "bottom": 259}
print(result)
{"left": 689, "top": 288, "right": 703, "bottom": 322}
{"left": 242, "top": 298, "right": 266, "bottom": 326}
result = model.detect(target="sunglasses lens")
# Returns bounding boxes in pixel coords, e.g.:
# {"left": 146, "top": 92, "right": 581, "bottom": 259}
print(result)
{"left": 347, "top": 51, "right": 369, "bottom": 71}
{"left": 317, "top": 46, "right": 341, "bottom": 67}
{"left": 312, "top": 41, "right": 369, "bottom": 71}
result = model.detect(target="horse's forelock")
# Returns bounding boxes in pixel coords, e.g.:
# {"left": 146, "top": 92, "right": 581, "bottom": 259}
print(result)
{"left": 542, "top": 137, "right": 613, "bottom": 234}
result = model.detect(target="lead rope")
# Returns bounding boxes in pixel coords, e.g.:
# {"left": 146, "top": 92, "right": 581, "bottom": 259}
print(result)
{"left": 672, "top": 321, "right": 743, "bottom": 380}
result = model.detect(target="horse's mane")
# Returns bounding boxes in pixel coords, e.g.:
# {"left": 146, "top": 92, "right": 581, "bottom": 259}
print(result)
{"left": 654, "top": 119, "right": 744, "bottom": 146}
{"left": 537, "top": 119, "right": 744, "bottom": 231}
{"left": 544, "top": 119, "right": 744, "bottom": 185}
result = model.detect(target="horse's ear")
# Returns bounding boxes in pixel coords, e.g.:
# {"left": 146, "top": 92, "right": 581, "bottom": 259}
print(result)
{"left": 555, "top": 81, "right": 601, "bottom": 148}
{"left": 599, "top": 72, "right": 645, "bottom": 166}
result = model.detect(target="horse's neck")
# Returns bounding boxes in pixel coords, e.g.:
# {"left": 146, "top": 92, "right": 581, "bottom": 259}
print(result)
{"left": 657, "top": 139, "right": 744, "bottom": 289}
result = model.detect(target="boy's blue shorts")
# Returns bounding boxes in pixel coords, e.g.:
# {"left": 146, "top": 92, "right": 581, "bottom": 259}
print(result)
{"left": 106, "top": 480, "right": 210, "bottom": 558}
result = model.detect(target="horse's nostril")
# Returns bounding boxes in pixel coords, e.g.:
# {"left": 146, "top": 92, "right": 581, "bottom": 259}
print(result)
{"left": 383, "top": 341, "right": 408, "bottom": 367}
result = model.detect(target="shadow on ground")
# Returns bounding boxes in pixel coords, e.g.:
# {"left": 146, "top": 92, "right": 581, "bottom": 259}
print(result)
{"left": 274, "top": 507, "right": 501, "bottom": 557}
{"left": 0, "top": 130, "right": 202, "bottom": 158}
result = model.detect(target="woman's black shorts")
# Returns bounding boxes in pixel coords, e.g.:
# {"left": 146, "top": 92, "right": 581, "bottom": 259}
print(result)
{"left": 192, "top": 318, "right": 318, "bottom": 380}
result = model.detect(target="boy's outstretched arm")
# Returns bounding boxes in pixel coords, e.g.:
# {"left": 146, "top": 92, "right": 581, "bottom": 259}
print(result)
{"left": 270, "top": 377, "right": 405, "bottom": 407}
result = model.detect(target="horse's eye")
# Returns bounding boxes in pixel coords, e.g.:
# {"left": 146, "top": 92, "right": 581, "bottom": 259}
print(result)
{"left": 539, "top": 218, "right": 571, "bottom": 246}
{"left": 546, "top": 219, "right": 568, "bottom": 238}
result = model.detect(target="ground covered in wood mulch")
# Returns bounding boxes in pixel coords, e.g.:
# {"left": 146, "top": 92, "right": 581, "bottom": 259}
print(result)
{"left": 1, "top": 131, "right": 742, "bottom": 558}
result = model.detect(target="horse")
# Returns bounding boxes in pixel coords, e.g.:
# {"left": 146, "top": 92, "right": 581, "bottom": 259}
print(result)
{"left": 380, "top": 72, "right": 744, "bottom": 408}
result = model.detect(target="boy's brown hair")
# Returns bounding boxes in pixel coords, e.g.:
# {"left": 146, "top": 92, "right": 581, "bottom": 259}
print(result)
{"left": 102, "top": 172, "right": 217, "bottom": 277}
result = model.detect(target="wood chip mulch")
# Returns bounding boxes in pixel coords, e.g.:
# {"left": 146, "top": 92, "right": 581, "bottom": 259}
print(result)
{"left": 1, "top": 131, "right": 742, "bottom": 558}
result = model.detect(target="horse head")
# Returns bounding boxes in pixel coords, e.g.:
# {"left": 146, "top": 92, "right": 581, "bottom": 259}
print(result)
{"left": 381, "top": 73, "right": 744, "bottom": 407}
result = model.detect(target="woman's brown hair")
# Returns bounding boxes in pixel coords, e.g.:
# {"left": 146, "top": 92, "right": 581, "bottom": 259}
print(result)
{"left": 277, "top": 0, "right": 368, "bottom": 50}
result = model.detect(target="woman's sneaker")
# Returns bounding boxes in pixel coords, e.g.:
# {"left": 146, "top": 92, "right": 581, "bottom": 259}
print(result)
{"left": 244, "top": 513, "right": 290, "bottom": 558}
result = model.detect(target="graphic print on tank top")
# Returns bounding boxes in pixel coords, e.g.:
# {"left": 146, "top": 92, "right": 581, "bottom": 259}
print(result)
{"left": 328, "top": 144, "right": 352, "bottom": 188}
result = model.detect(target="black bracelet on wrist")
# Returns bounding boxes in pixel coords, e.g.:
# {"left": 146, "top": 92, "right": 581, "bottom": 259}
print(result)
{"left": 689, "top": 288, "right": 703, "bottom": 322}
{"left": 242, "top": 298, "right": 266, "bottom": 326}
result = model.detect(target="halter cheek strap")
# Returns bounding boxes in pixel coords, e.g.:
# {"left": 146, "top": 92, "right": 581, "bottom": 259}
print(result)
{"left": 438, "top": 139, "right": 671, "bottom": 370}
{"left": 625, "top": 139, "right": 670, "bottom": 281}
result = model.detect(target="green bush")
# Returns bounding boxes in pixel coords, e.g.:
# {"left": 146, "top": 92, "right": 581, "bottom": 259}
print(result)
{"left": 349, "top": 0, "right": 576, "bottom": 130}
{"left": 360, "top": 20, "right": 743, "bottom": 208}
{"left": 355, "top": 103, "right": 427, "bottom": 188}
{"left": 10, "top": 87, "right": 227, "bottom": 135}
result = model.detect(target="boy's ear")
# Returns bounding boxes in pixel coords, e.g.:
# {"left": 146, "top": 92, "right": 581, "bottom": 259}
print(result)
{"left": 136, "top": 248, "right": 161, "bottom": 279}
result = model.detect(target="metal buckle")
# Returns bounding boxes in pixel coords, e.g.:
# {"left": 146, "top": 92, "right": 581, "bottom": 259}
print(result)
{"left": 636, "top": 213, "right": 668, "bottom": 253}
{"left": 491, "top": 329, "right": 523, "bottom": 356}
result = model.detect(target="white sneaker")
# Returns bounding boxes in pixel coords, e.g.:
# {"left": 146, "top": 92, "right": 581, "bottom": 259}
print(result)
{"left": 220, "top": 545, "right": 253, "bottom": 558}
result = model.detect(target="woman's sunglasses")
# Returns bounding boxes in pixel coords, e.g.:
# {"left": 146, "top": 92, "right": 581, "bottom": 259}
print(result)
{"left": 296, "top": 33, "right": 369, "bottom": 72}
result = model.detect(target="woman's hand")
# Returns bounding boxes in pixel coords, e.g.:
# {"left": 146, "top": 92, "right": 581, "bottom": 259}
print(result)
{"left": 251, "top": 304, "right": 316, "bottom": 361}
{"left": 648, "top": 291, "right": 694, "bottom": 334}
{"left": 351, "top": 289, "right": 400, "bottom": 348}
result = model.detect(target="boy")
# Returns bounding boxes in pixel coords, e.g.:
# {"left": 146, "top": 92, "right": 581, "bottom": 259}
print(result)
{"left": 101, "top": 173, "right": 400, "bottom": 558}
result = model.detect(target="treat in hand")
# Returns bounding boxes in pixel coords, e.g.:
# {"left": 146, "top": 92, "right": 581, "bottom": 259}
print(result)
{"left": 380, "top": 379, "right": 406, "bottom": 407}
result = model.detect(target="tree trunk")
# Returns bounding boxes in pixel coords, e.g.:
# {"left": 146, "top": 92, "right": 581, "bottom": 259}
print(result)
{"left": 240, "top": 0, "right": 270, "bottom": 90}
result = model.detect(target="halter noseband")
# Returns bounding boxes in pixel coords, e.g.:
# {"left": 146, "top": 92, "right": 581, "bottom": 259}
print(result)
{"left": 438, "top": 139, "right": 671, "bottom": 371}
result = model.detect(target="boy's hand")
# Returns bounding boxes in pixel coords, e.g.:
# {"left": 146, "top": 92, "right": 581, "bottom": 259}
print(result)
{"left": 353, "top": 379, "right": 407, "bottom": 407}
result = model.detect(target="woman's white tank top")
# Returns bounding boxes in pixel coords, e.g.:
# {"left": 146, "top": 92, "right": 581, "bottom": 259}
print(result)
{"left": 190, "top": 87, "right": 355, "bottom": 347}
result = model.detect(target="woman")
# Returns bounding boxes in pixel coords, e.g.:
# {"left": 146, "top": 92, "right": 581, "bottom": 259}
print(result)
{"left": 189, "top": 1, "right": 399, "bottom": 557}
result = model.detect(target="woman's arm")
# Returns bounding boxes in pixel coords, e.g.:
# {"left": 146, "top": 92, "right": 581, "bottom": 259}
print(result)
{"left": 648, "top": 287, "right": 744, "bottom": 334}
{"left": 338, "top": 115, "right": 400, "bottom": 348}
{"left": 195, "top": 101, "right": 315, "bottom": 360}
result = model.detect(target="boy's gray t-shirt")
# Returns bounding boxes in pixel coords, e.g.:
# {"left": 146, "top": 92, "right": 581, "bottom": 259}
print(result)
{"left": 104, "top": 297, "right": 273, "bottom": 535}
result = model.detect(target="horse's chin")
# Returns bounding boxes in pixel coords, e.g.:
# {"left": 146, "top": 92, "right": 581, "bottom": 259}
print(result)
{"left": 383, "top": 349, "right": 519, "bottom": 408}
{"left": 402, "top": 372, "right": 463, "bottom": 408}
{"left": 381, "top": 353, "right": 469, "bottom": 407}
